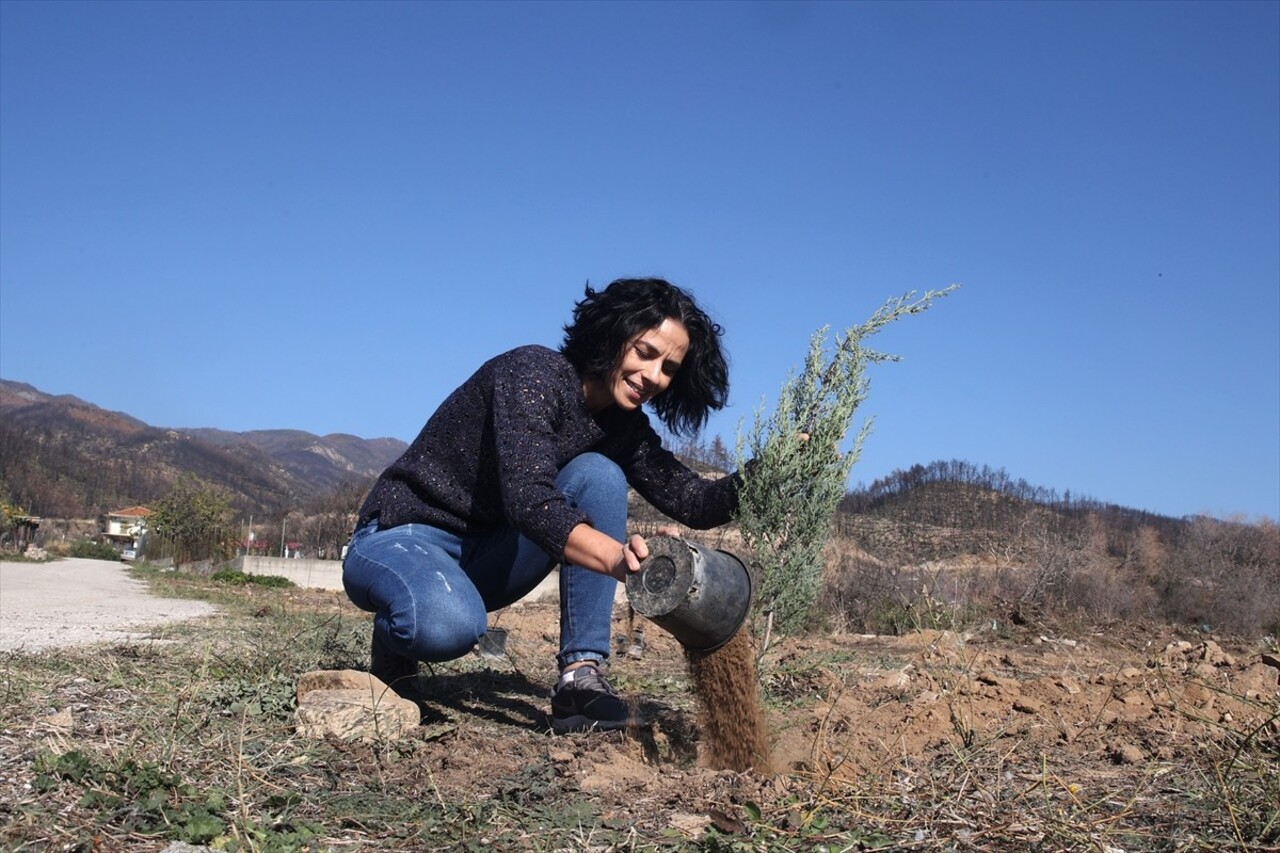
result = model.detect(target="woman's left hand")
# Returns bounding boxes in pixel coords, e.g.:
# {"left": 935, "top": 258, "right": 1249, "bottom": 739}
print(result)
{"left": 619, "top": 533, "right": 650, "bottom": 575}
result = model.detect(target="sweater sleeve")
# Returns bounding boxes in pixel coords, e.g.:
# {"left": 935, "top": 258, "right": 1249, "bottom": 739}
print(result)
{"left": 488, "top": 356, "right": 592, "bottom": 559}
{"left": 615, "top": 415, "right": 741, "bottom": 529}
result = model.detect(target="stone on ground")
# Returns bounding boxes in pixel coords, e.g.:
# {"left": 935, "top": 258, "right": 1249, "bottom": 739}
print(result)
{"left": 295, "top": 669, "right": 420, "bottom": 742}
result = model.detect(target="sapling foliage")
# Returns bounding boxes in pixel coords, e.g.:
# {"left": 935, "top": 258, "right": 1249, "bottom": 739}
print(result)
{"left": 735, "top": 286, "right": 958, "bottom": 636}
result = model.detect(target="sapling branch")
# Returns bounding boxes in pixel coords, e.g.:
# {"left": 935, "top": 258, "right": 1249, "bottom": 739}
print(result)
{"left": 735, "top": 285, "right": 958, "bottom": 638}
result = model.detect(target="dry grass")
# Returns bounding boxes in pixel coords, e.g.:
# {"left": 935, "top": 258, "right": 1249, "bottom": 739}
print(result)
{"left": 776, "top": 704, "right": 1280, "bottom": 851}
{"left": 0, "top": 564, "right": 1276, "bottom": 852}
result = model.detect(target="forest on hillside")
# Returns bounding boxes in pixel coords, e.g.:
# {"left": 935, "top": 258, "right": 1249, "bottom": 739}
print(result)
{"left": 636, "top": 455, "right": 1280, "bottom": 640}
{"left": 828, "top": 459, "right": 1279, "bottom": 639}
{"left": 4, "top": 407, "right": 1276, "bottom": 640}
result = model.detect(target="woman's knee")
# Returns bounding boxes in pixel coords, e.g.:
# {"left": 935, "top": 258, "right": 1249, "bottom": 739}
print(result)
{"left": 348, "top": 525, "right": 489, "bottom": 663}
{"left": 395, "top": 607, "right": 487, "bottom": 663}
{"left": 379, "top": 574, "right": 488, "bottom": 662}
{"left": 558, "top": 453, "right": 628, "bottom": 539}
{"left": 559, "top": 452, "right": 627, "bottom": 501}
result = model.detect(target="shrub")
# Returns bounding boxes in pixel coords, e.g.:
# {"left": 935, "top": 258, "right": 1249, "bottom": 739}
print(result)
{"left": 69, "top": 540, "right": 121, "bottom": 560}
{"left": 147, "top": 476, "right": 236, "bottom": 565}
{"left": 820, "top": 542, "right": 990, "bottom": 635}
{"left": 1156, "top": 517, "right": 1280, "bottom": 636}
{"left": 209, "top": 569, "right": 296, "bottom": 589}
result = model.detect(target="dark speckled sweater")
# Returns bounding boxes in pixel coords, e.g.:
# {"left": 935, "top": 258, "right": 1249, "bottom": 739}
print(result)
{"left": 357, "top": 345, "right": 740, "bottom": 559}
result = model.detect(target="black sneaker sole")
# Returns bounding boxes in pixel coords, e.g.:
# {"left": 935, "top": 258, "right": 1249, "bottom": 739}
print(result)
{"left": 551, "top": 713, "right": 631, "bottom": 734}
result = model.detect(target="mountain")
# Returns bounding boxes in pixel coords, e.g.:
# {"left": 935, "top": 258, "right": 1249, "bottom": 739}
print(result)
{"left": 182, "top": 428, "right": 408, "bottom": 494}
{"left": 0, "top": 379, "right": 406, "bottom": 518}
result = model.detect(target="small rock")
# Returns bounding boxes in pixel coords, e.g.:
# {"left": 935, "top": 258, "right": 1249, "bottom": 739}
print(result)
{"left": 1198, "top": 641, "right": 1236, "bottom": 667}
{"left": 1237, "top": 662, "right": 1280, "bottom": 692}
{"left": 976, "top": 671, "right": 1017, "bottom": 691}
{"left": 1184, "top": 661, "right": 1215, "bottom": 681}
{"left": 548, "top": 750, "right": 575, "bottom": 763}
{"left": 669, "top": 813, "right": 711, "bottom": 837}
{"left": 873, "top": 668, "right": 912, "bottom": 690}
{"left": 1111, "top": 742, "right": 1144, "bottom": 764}
{"left": 1058, "top": 677, "right": 1082, "bottom": 695}
{"left": 1013, "top": 697, "right": 1043, "bottom": 714}
{"left": 295, "top": 670, "right": 420, "bottom": 742}
{"left": 42, "top": 708, "right": 74, "bottom": 731}
{"left": 1183, "top": 683, "right": 1213, "bottom": 707}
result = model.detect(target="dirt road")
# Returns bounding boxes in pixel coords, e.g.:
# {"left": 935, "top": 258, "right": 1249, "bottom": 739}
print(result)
{"left": 0, "top": 558, "right": 216, "bottom": 652}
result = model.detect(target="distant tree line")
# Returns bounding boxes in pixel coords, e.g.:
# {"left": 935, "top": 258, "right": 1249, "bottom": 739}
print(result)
{"left": 839, "top": 459, "right": 1188, "bottom": 556}
{"left": 663, "top": 431, "right": 734, "bottom": 474}
{"left": 829, "top": 458, "right": 1279, "bottom": 637}
{"left": 9, "top": 417, "right": 1276, "bottom": 639}
{"left": 293, "top": 476, "right": 371, "bottom": 560}
{"left": 844, "top": 459, "right": 1178, "bottom": 528}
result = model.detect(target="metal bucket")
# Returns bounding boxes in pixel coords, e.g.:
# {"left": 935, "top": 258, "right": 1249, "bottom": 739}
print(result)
{"left": 625, "top": 536, "right": 752, "bottom": 651}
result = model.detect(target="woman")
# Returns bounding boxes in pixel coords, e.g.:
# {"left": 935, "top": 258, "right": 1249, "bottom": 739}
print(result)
{"left": 342, "top": 277, "right": 742, "bottom": 733}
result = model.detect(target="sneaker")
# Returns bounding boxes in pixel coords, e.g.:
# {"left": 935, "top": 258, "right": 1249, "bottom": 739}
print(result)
{"left": 370, "top": 633, "right": 422, "bottom": 699}
{"left": 550, "top": 662, "right": 637, "bottom": 734}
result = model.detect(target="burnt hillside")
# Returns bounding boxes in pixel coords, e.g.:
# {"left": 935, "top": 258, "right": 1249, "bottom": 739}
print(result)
{"left": 838, "top": 458, "right": 1186, "bottom": 562}
{"left": 0, "top": 379, "right": 405, "bottom": 518}
{"left": 833, "top": 459, "right": 1278, "bottom": 637}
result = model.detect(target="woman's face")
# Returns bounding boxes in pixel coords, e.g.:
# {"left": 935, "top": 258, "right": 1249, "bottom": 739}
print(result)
{"left": 585, "top": 318, "right": 690, "bottom": 413}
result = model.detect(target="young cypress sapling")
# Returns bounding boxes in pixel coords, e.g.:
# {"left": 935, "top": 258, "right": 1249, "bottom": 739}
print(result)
{"left": 735, "top": 286, "right": 958, "bottom": 638}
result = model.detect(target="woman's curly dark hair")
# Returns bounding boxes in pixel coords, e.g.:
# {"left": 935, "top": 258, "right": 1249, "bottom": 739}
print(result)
{"left": 561, "top": 277, "right": 729, "bottom": 437}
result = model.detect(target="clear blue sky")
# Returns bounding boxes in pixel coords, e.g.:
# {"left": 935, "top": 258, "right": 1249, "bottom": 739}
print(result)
{"left": 2, "top": 1, "right": 1277, "bottom": 522}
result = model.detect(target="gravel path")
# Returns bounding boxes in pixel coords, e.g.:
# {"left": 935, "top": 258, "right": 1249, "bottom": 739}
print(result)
{"left": 0, "top": 557, "right": 216, "bottom": 652}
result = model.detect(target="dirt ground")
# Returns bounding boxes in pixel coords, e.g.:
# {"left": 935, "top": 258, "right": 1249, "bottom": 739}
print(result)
{"left": 4, "top": 570, "right": 1275, "bottom": 849}
{"left": 361, "top": 594, "right": 1280, "bottom": 845}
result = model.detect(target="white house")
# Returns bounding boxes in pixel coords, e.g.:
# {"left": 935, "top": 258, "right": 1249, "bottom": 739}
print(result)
{"left": 103, "top": 506, "right": 151, "bottom": 558}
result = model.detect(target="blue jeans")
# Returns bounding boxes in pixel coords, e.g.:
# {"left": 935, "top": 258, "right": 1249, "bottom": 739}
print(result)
{"left": 342, "top": 453, "right": 626, "bottom": 670}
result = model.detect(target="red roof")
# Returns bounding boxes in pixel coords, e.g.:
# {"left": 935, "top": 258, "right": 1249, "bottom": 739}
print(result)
{"left": 109, "top": 506, "right": 152, "bottom": 517}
